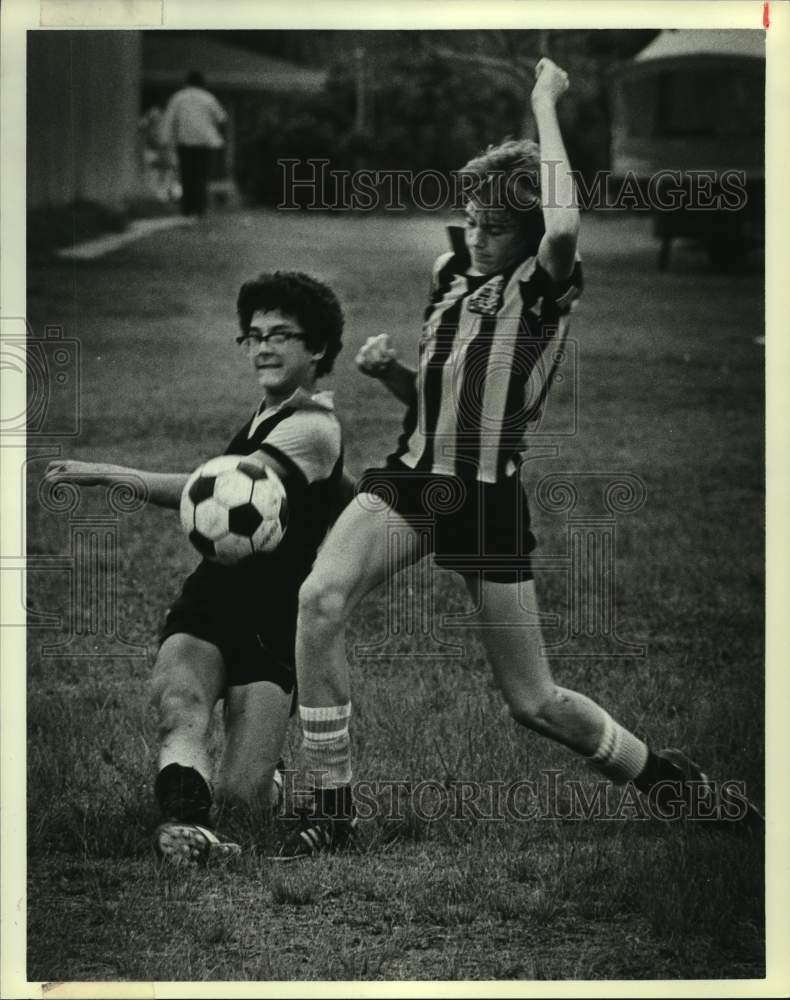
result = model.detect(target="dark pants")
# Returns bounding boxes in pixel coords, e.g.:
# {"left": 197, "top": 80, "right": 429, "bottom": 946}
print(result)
{"left": 177, "top": 145, "right": 213, "bottom": 216}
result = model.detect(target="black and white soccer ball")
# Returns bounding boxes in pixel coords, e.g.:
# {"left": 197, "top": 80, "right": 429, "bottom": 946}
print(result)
{"left": 180, "top": 455, "right": 288, "bottom": 564}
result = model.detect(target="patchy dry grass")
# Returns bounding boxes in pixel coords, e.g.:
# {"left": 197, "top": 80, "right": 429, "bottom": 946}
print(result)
{"left": 26, "top": 210, "right": 764, "bottom": 982}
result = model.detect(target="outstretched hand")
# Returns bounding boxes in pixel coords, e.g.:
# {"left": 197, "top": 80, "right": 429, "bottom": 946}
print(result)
{"left": 44, "top": 459, "right": 109, "bottom": 486}
{"left": 531, "top": 57, "right": 569, "bottom": 107}
{"left": 355, "top": 334, "right": 397, "bottom": 378}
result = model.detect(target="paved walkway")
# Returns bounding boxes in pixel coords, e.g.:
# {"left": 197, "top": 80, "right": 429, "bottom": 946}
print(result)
{"left": 56, "top": 215, "right": 197, "bottom": 260}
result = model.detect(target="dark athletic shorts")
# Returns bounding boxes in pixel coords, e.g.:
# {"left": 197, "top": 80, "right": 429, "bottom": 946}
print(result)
{"left": 356, "top": 462, "right": 535, "bottom": 583}
{"left": 159, "top": 562, "right": 298, "bottom": 695}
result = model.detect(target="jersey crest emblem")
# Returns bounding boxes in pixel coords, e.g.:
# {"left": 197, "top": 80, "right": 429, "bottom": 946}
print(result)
{"left": 467, "top": 275, "right": 505, "bottom": 315}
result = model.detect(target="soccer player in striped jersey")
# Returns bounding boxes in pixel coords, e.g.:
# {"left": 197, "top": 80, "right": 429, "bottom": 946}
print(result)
{"left": 45, "top": 271, "right": 349, "bottom": 864}
{"left": 283, "top": 58, "right": 762, "bottom": 856}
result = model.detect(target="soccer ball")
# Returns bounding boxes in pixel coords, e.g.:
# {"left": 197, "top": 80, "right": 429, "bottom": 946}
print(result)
{"left": 180, "top": 455, "right": 288, "bottom": 564}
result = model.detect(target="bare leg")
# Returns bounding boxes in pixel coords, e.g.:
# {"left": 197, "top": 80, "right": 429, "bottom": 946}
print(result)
{"left": 466, "top": 577, "right": 610, "bottom": 756}
{"left": 215, "top": 680, "right": 292, "bottom": 811}
{"left": 296, "top": 494, "right": 426, "bottom": 709}
{"left": 461, "top": 577, "right": 751, "bottom": 824}
{"left": 150, "top": 633, "right": 225, "bottom": 781}
{"left": 293, "top": 494, "right": 426, "bottom": 801}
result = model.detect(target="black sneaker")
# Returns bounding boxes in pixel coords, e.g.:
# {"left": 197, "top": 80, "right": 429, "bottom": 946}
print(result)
{"left": 649, "top": 748, "right": 715, "bottom": 816}
{"left": 273, "top": 785, "right": 357, "bottom": 860}
{"left": 645, "top": 748, "right": 763, "bottom": 832}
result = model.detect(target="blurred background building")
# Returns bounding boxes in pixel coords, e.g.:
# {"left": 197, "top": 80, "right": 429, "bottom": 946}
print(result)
{"left": 141, "top": 33, "right": 327, "bottom": 204}
{"left": 610, "top": 29, "right": 765, "bottom": 270}
{"left": 27, "top": 28, "right": 765, "bottom": 269}
{"left": 27, "top": 31, "right": 143, "bottom": 213}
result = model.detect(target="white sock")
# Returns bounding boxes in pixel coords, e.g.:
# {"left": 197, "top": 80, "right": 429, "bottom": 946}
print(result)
{"left": 587, "top": 712, "right": 649, "bottom": 783}
{"left": 300, "top": 703, "right": 352, "bottom": 788}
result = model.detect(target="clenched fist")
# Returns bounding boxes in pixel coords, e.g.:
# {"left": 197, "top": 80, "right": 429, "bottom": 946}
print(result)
{"left": 531, "top": 58, "right": 569, "bottom": 107}
{"left": 355, "top": 334, "right": 397, "bottom": 377}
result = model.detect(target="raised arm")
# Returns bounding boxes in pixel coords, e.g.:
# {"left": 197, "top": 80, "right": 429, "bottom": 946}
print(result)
{"left": 355, "top": 334, "right": 417, "bottom": 407}
{"left": 532, "top": 58, "right": 580, "bottom": 283}
{"left": 44, "top": 460, "right": 189, "bottom": 510}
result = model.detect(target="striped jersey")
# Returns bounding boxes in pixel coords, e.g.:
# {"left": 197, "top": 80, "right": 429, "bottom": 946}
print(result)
{"left": 390, "top": 227, "right": 583, "bottom": 484}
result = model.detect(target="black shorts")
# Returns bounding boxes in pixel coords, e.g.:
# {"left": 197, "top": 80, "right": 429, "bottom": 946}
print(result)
{"left": 356, "top": 462, "right": 535, "bottom": 583}
{"left": 159, "top": 563, "right": 298, "bottom": 694}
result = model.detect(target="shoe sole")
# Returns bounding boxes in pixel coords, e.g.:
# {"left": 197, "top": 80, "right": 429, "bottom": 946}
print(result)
{"left": 155, "top": 822, "right": 241, "bottom": 867}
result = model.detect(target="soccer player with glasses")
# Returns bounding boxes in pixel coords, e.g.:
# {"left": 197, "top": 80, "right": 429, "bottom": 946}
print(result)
{"left": 45, "top": 271, "right": 349, "bottom": 864}
{"left": 283, "top": 58, "right": 763, "bottom": 857}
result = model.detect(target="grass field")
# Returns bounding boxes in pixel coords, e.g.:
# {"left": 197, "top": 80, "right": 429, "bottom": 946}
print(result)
{"left": 25, "top": 209, "right": 764, "bottom": 982}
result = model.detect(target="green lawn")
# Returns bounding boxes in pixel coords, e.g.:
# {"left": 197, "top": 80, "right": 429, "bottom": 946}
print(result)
{"left": 25, "top": 209, "right": 764, "bottom": 982}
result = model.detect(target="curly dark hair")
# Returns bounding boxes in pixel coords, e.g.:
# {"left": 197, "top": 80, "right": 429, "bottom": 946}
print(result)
{"left": 236, "top": 271, "right": 344, "bottom": 379}
{"left": 458, "top": 139, "right": 545, "bottom": 250}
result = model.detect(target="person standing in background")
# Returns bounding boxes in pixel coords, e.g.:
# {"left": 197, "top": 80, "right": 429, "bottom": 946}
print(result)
{"left": 162, "top": 70, "right": 228, "bottom": 217}
{"left": 139, "top": 104, "right": 180, "bottom": 204}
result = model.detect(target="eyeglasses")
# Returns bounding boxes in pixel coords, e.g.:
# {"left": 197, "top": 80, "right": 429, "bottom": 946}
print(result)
{"left": 236, "top": 330, "right": 307, "bottom": 349}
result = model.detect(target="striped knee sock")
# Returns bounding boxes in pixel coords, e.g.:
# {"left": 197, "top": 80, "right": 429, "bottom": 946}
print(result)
{"left": 587, "top": 712, "right": 649, "bottom": 784}
{"left": 300, "top": 702, "right": 352, "bottom": 789}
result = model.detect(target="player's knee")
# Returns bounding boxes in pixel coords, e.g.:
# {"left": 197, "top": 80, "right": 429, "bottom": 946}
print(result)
{"left": 298, "top": 575, "right": 350, "bottom": 632}
{"left": 216, "top": 766, "right": 277, "bottom": 811}
{"left": 214, "top": 775, "right": 247, "bottom": 808}
{"left": 154, "top": 680, "right": 207, "bottom": 733}
{"left": 506, "top": 684, "right": 559, "bottom": 734}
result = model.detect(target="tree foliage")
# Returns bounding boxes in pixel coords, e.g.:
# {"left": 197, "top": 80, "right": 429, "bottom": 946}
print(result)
{"left": 230, "top": 29, "right": 659, "bottom": 205}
